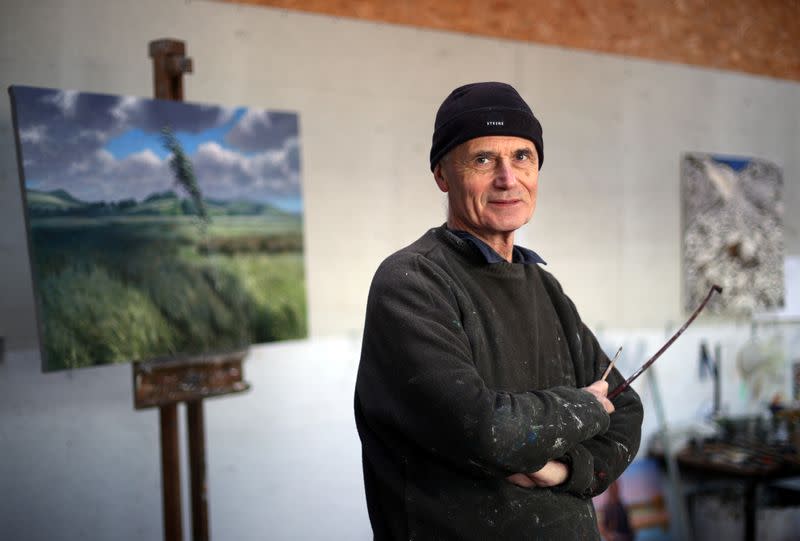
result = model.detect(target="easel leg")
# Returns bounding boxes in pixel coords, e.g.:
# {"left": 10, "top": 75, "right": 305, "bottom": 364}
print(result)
{"left": 188, "top": 400, "right": 209, "bottom": 541}
{"left": 160, "top": 404, "right": 183, "bottom": 541}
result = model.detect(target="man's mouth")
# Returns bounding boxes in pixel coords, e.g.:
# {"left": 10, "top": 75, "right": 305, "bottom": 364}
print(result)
{"left": 488, "top": 199, "right": 520, "bottom": 206}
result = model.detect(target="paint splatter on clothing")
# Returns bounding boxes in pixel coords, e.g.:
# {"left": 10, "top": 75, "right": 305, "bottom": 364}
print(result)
{"left": 355, "top": 226, "right": 643, "bottom": 540}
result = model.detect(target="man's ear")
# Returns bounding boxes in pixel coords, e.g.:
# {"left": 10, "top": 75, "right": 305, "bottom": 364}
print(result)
{"left": 433, "top": 162, "right": 449, "bottom": 193}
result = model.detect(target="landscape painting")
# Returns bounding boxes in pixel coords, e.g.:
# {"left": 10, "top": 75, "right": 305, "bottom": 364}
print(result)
{"left": 9, "top": 85, "right": 306, "bottom": 372}
{"left": 681, "top": 153, "right": 783, "bottom": 316}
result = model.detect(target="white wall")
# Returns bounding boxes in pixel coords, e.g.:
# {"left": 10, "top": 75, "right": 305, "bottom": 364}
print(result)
{"left": 0, "top": 338, "right": 370, "bottom": 541}
{"left": 1, "top": 1, "right": 799, "bottom": 540}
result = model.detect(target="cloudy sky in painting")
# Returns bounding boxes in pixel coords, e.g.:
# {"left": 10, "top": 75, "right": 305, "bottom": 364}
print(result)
{"left": 10, "top": 86, "right": 302, "bottom": 211}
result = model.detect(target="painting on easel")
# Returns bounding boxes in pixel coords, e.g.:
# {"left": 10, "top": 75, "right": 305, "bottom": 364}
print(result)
{"left": 681, "top": 153, "right": 783, "bottom": 316}
{"left": 9, "top": 85, "right": 307, "bottom": 372}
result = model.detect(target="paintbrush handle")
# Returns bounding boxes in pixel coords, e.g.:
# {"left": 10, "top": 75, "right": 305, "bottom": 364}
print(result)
{"left": 607, "top": 284, "right": 722, "bottom": 400}
{"left": 601, "top": 359, "right": 616, "bottom": 382}
{"left": 601, "top": 346, "right": 623, "bottom": 382}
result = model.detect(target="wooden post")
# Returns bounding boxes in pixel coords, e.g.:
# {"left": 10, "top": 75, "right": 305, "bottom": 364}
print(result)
{"left": 140, "top": 39, "right": 250, "bottom": 541}
{"left": 149, "top": 38, "right": 192, "bottom": 541}
{"left": 149, "top": 39, "right": 193, "bottom": 101}
{"left": 160, "top": 404, "right": 183, "bottom": 541}
{"left": 187, "top": 401, "right": 209, "bottom": 541}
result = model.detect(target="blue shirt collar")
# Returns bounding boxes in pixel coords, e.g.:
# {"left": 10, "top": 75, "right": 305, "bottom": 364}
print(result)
{"left": 449, "top": 229, "right": 546, "bottom": 265}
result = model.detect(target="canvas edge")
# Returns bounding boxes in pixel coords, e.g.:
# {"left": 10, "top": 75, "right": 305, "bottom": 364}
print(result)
{"left": 7, "top": 85, "right": 50, "bottom": 372}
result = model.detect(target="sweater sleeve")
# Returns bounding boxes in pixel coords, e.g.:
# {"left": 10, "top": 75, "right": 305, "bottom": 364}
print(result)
{"left": 355, "top": 253, "right": 612, "bottom": 478}
{"left": 541, "top": 275, "right": 644, "bottom": 498}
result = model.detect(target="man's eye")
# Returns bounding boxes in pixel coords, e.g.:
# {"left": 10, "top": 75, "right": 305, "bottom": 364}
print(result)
{"left": 475, "top": 156, "right": 491, "bottom": 165}
{"left": 515, "top": 152, "right": 530, "bottom": 161}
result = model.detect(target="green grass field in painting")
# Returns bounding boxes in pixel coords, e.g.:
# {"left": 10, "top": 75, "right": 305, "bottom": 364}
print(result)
{"left": 30, "top": 214, "right": 307, "bottom": 371}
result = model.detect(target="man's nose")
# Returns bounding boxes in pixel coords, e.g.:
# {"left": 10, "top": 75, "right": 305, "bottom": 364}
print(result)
{"left": 493, "top": 158, "right": 517, "bottom": 188}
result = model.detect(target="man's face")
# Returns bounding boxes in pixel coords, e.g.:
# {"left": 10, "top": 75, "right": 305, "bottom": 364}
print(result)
{"left": 433, "top": 135, "right": 539, "bottom": 243}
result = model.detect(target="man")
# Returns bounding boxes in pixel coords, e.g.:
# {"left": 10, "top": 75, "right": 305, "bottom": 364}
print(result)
{"left": 354, "top": 82, "right": 643, "bottom": 540}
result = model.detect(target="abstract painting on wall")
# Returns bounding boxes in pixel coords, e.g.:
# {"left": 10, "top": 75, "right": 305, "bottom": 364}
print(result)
{"left": 9, "top": 85, "right": 306, "bottom": 372}
{"left": 681, "top": 153, "right": 783, "bottom": 316}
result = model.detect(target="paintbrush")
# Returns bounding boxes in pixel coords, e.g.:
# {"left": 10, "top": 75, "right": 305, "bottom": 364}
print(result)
{"left": 601, "top": 346, "right": 623, "bottom": 382}
{"left": 607, "top": 284, "right": 722, "bottom": 400}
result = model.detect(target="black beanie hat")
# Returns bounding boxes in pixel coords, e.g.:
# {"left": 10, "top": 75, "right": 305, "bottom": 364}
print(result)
{"left": 429, "top": 82, "right": 543, "bottom": 171}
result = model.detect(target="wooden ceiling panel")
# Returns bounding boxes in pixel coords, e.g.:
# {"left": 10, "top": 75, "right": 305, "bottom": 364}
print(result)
{"left": 219, "top": 0, "right": 800, "bottom": 81}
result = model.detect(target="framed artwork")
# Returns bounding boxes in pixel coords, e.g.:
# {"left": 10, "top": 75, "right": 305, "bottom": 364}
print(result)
{"left": 9, "top": 85, "right": 307, "bottom": 371}
{"left": 681, "top": 153, "right": 783, "bottom": 316}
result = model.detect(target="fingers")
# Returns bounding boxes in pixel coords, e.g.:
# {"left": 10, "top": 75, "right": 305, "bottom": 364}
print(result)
{"left": 506, "top": 472, "right": 536, "bottom": 488}
{"left": 582, "top": 381, "right": 607, "bottom": 403}
{"left": 527, "top": 460, "right": 569, "bottom": 487}
{"left": 597, "top": 396, "right": 615, "bottom": 414}
{"left": 507, "top": 461, "right": 569, "bottom": 488}
{"left": 583, "top": 379, "right": 615, "bottom": 414}
{"left": 585, "top": 379, "right": 609, "bottom": 395}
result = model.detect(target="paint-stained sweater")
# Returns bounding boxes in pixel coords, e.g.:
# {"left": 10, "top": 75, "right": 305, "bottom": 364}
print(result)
{"left": 355, "top": 226, "right": 643, "bottom": 540}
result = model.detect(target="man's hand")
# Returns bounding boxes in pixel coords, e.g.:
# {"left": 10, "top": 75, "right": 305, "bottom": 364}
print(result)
{"left": 505, "top": 460, "right": 569, "bottom": 488}
{"left": 583, "top": 379, "right": 615, "bottom": 414}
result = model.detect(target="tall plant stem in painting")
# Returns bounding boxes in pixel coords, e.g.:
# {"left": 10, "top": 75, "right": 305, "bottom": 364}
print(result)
{"left": 161, "top": 126, "right": 210, "bottom": 230}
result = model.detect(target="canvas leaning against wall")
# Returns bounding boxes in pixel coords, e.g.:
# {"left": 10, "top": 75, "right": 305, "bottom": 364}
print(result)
{"left": 681, "top": 153, "right": 784, "bottom": 316}
{"left": 9, "top": 85, "right": 307, "bottom": 372}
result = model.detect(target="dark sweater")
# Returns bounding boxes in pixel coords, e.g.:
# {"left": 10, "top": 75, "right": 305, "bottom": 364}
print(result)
{"left": 355, "top": 226, "right": 643, "bottom": 540}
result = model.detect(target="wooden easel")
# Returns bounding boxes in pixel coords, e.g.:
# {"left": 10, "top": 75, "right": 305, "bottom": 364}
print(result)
{"left": 133, "top": 39, "right": 250, "bottom": 541}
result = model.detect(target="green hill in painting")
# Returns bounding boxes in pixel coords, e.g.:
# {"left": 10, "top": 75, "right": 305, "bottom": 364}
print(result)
{"left": 127, "top": 190, "right": 184, "bottom": 216}
{"left": 205, "top": 198, "right": 296, "bottom": 218}
{"left": 26, "top": 188, "right": 298, "bottom": 219}
{"left": 26, "top": 188, "right": 87, "bottom": 212}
